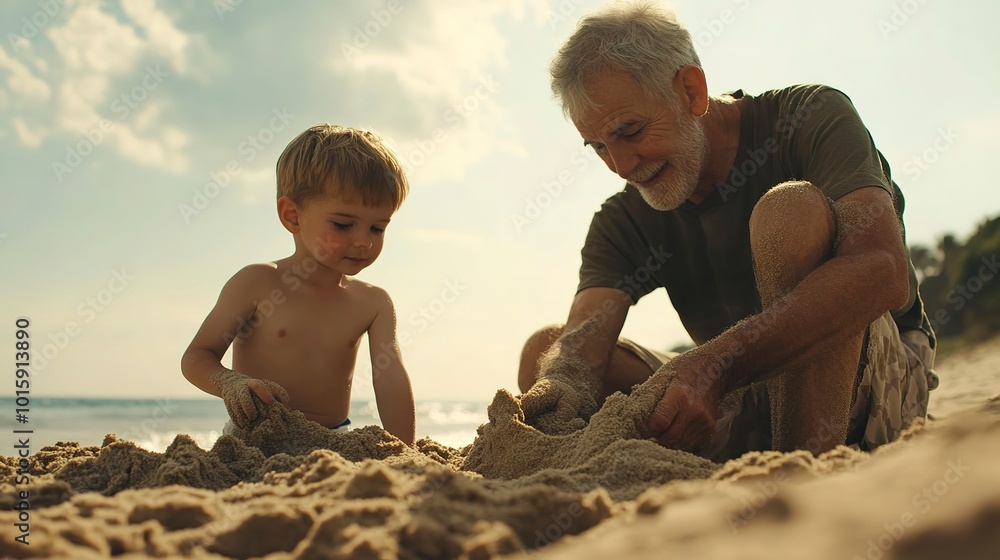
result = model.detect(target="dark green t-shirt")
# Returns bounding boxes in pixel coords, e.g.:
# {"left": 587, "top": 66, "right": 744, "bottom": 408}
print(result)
{"left": 578, "top": 84, "right": 933, "bottom": 346}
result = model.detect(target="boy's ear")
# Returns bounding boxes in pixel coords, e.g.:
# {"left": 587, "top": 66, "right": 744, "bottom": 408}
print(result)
{"left": 277, "top": 196, "right": 302, "bottom": 234}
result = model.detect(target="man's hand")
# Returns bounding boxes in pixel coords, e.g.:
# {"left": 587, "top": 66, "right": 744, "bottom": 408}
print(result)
{"left": 520, "top": 373, "right": 599, "bottom": 435}
{"left": 646, "top": 358, "right": 724, "bottom": 452}
{"left": 210, "top": 369, "right": 290, "bottom": 429}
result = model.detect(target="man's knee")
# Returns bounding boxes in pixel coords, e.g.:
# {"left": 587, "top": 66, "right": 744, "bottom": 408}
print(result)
{"left": 749, "top": 181, "right": 836, "bottom": 245}
{"left": 518, "top": 324, "right": 563, "bottom": 392}
{"left": 750, "top": 181, "right": 837, "bottom": 300}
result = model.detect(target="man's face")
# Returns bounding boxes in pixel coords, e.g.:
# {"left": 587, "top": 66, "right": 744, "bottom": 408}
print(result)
{"left": 572, "top": 70, "right": 708, "bottom": 210}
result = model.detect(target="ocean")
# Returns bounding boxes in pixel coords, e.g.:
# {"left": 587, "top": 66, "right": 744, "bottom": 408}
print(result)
{"left": 0, "top": 397, "right": 489, "bottom": 454}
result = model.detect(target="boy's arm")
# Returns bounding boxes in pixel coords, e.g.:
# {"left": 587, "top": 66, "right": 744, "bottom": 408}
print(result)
{"left": 367, "top": 289, "right": 416, "bottom": 446}
{"left": 180, "top": 265, "right": 289, "bottom": 427}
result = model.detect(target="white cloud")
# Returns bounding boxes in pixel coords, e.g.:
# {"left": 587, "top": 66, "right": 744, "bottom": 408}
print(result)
{"left": 48, "top": 3, "right": 145, "bottom": 75}
{"left": 333, "top": 1, "right": 547, "bottom": 184}
{"left": 0, "top": 46, "right": 51, "bottom": 100}
{"left": 235, "top": 164, "right": 277, "bottom": 205}
{"left": 113, "top": 124, "right": 189, "bottom": 172}
{"left": 12, "top": 117, "right": 46, "bottom": 147}
{"left": 121, "top": 0, "right": 191, "bottom": 73}
{"left": 0, "top": 1, "right": 200, "bottom": 171}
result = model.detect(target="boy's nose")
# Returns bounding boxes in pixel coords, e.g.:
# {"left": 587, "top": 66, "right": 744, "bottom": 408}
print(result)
{"left": 353, "top": 232, "right": 373, "bottom": 249}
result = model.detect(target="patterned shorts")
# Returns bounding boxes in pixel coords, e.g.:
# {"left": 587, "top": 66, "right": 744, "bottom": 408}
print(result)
{"left": 618, "top": 312, "right": 939, "bottom": 460}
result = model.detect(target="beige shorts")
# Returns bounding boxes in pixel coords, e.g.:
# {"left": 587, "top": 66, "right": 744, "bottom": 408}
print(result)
{"left": 618, "top": 313, "right": 938, "bottom": 460}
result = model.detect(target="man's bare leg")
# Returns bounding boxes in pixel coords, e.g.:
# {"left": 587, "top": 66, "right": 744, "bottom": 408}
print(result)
{"left": 518, "top": 324, "right": 657, "bottom": 405}
{"left": 749, "top": 182, "right": 865, "bottom": 453}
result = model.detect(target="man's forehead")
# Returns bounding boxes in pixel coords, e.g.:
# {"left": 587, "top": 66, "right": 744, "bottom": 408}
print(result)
{"left": 573, "top": 115, "right": 635, "bottom": 142}
{"left": 572, "top": 71, "right": 654, "bottom": 132}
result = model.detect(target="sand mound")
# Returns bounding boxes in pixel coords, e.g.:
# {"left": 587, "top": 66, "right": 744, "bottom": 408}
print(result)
{"left": 1, "top": 387, "right": 998, "bottom": 559}
{"left": 536, "top": 396, "right": 1000, "bottom": 560}
{"left": 0, "top": 384, "right": 718, "bottom": 559}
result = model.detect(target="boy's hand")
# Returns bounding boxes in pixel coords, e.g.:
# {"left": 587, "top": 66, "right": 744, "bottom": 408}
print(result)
{"left": 519, "top": 373, "right": 599, "bottom": 435}
{"left": 210, "top": 369, "right": 290, "bottom": 428}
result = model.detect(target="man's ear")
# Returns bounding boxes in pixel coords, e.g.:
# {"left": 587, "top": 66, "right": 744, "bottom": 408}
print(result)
{"left": 674, "top": 65, "right": 709, "bottom": 117}
{"left": 277, "top": 196, "right": 301, "bottom": 234}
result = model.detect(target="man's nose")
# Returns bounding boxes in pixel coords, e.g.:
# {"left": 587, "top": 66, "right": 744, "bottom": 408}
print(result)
{"left": 604, "top": 144, "right": 638, "bottom": 180}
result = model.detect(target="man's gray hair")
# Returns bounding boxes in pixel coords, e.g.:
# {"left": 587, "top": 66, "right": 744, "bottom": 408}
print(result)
{"left": 550, "top": 1, "right": 701, "bottom": 120}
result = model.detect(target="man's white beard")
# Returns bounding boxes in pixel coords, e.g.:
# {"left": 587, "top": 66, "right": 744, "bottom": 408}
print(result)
{"left": 629, "top": 114, "right": 708, "bottom": 211}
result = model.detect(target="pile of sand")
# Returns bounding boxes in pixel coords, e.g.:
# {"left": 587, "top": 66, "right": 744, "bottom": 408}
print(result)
{"left": 0, "top": 375, "right": 998, "bottom": 558}
{"left": 0, "top": 379, "right": 726, "bottom": 558}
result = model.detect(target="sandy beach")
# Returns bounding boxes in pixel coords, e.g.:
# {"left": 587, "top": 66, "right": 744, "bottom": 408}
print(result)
{"left": 1, "top": 340, "right": 998, "bottom": 559}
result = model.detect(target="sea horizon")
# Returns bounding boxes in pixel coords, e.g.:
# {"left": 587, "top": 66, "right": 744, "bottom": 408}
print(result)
{"left": 0, "top": 396, "right": 490, "bottom": 454}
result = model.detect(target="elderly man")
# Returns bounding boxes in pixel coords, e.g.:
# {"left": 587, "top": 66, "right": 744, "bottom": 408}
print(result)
{"left": 517, "top": 2, "right": 938, "bottom": 460}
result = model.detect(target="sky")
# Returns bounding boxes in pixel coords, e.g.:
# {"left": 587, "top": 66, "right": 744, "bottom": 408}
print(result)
{"left": 1, "top": 0, "right": 998, "bottom": 402}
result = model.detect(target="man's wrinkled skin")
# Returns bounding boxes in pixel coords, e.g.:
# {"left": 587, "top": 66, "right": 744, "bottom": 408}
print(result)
{"left": 519, "top": 67, "right": 909, "bottom": 456}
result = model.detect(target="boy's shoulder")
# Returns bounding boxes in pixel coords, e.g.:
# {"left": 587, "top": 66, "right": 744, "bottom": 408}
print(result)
{"left": 343, "top": 277, "right": 393, "bottom": 305}
{"left": 228, "top": 262, "right": 281, "bottom": 283}
{"left": 220, "top": 262, "right": 283, "bottom": 295}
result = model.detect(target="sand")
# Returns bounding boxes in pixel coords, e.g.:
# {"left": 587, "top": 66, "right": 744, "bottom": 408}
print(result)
{"left": 1, "top": 341, "right": 998, "bottom": 559}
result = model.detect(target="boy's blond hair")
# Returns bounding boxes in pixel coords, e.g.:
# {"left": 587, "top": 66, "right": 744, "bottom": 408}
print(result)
{"left": 276, "top": 124, "right": 408, "bottom": 209}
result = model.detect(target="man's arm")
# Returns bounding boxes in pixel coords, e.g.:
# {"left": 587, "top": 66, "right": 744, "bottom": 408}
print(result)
{"left": 367, "top": 289, "right": 415, "bottom": 446}
{"left": 648, "top": 186, "right": 909, "bottom": 449}
{"left": 180, "top": 265, "right": 289, "bottom": 426}
{"left": 520, "top": 287, "right": 632, "bottom": 430}
{"left": 722, "top": 186, "right": 908, "bottom": 387}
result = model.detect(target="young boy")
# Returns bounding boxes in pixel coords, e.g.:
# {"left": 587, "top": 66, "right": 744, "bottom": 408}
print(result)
{"left": 181, "top": 124, "right": 416, "bottom": 446}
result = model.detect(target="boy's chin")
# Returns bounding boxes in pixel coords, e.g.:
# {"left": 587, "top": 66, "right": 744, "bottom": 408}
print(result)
{"left": 339, "top": 260, "right": 372, "bottom": 275}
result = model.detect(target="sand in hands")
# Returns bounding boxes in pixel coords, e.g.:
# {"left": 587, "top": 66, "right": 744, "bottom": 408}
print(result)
{"left": 463, "top": 375, "right": 719, "bottom": 497}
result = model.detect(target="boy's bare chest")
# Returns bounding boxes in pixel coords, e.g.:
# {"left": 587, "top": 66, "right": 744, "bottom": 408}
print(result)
{"left": 242, "top": 288, "right": 373, "bottom": 348}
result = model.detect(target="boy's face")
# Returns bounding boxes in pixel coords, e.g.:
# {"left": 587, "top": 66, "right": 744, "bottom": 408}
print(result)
{"left": 284, "top": 189, "right": 395, "bottom": 276}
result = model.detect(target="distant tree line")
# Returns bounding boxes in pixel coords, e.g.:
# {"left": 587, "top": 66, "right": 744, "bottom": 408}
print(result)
{"left": 912, "top": 214, "right": 1000, "bottom": 343}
